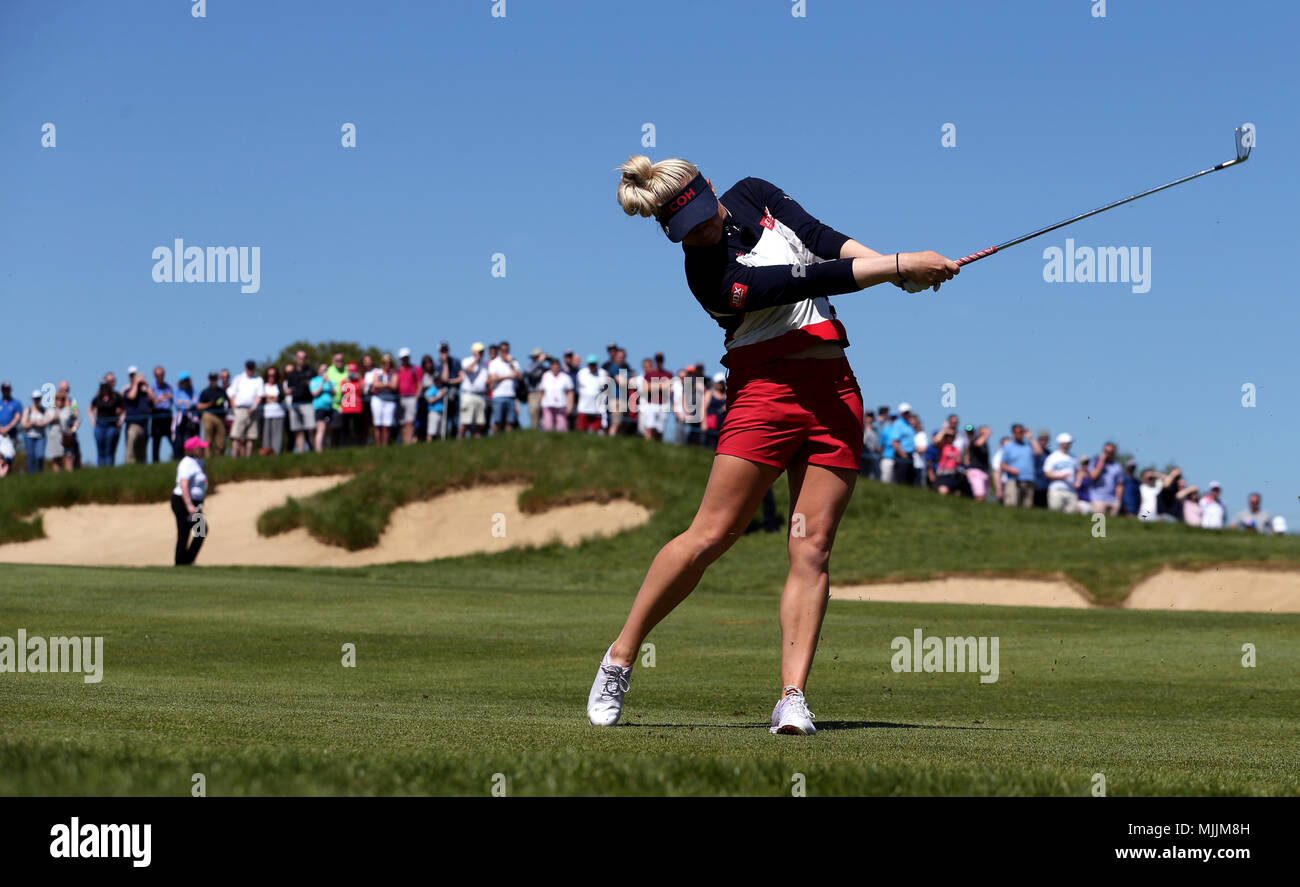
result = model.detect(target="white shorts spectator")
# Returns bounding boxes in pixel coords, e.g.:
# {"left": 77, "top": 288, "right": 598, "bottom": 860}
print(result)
{"left": 459, "top": 392, "right": 487, "bottom": 427}
{"left": 371, "top": 397, "right": 398, "bottom": 428}
{"left": 288, "top": 403, "right": 314, "bottom": 432}
{"left": 231, "top": 407, "right": 259, "bottom": 441}
{"left": 400, "top": 396, "right": 418, "bottom": 426}
{"left": 426, "top": 411, "right": 444, "bottom": 439}
{"left": 1047, "top": 488, "right": 1078, "bottom": 513}
{"left": 637, "top": 408, "right": 668, "bottom": 436}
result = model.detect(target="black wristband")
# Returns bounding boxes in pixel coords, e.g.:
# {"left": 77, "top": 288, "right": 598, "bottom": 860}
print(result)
{"left": 896, "top": 252, "right": 902, "bottom": 281}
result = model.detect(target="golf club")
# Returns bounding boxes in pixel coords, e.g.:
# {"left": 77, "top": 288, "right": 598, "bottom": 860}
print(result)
{"left": 954, "top": 126, "right": 1253, "bottom": 267}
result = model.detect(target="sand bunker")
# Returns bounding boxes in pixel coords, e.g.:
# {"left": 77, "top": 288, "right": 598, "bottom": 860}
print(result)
{"left": 831, "top": 577, "right": 1093, "bottom": 609}
{"left": 830, "top": 566, "right": 1300, "bottom": 614}
{"left": 0, "top": 477, "right": 650, "bottom": 567}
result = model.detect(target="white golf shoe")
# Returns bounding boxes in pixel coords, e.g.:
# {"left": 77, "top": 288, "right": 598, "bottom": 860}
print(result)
{"left": 586, "top": 648, "right": 633, "bottom": 726}
{"left": 770, "top": 687, "right": 816, "bottom": 735}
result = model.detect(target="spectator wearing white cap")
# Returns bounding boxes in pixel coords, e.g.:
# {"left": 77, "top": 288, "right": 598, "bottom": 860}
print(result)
{"left": 396, "top": 347, "right": 423, "bottom": 444}
{"left": 887, "top": 403, "right": 916, "bottom": 486}
{"left": 458, "top": 342, "right": 489, "bottom": 438}
{"left": 1041, "top": 432, "right": 1079, "bottom": 512}
{"left": 20, "top": 389, "right": 54, "bottom": 473}
{"left": 1199, "top": 482, "right": 1226, "bottom": 529}
{"left": 121, "top": 366, "right": 155, "bottom": 464}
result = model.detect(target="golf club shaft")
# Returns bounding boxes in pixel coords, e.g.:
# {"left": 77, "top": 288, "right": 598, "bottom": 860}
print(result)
{"left": 954, "top": 155, "right": 1249, "bottom": 267}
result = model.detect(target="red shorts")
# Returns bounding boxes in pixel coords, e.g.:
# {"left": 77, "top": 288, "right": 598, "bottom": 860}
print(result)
{"left": 576, "top": 413, "right": 603, "bottom": 432}
{"left": 716, "top": 357, "right": 863, "bottom": 471}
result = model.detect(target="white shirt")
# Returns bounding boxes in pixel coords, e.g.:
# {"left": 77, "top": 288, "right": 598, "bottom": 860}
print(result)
{"left": 488, "top": 356, "right": 521, "bottom": 399}
{"left": 174, "top": 456, "right": 208, "bottom": 501}
{"left": 1199, "top": 496, "right": 1225, "bottom": 529}
{"left": 1042, "top": 450, "right": 1079, "bottom": 493}
{"left": 1138, "top": 480, "right": 1163, "bottom": 520}
{"left": 912, "top": 431, "right": 929, "bottom": 469}
{"left": 575, "top": 367, "right": 609, "bottom": 415}
{"left": 363, "top": 368, "right": 380, "bottom": 395}
{"left": 460, "top": 356, "right": 489, "bottom": 395}
{"left": 539, "top": 371, "right": 573, "bottom": 409}
{"left": 261, "top": 383, "right": 285, "bottom": 419}
{"left": 228, "top": 373, "right": 264, "bottom": 408}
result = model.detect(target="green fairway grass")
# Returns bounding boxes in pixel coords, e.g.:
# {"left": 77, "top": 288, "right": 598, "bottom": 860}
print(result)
{"left": 1, "top": 563, "right": 1297, "bottom": 796}
{"left": 1, "top": 435, "right": 1298, "bottom": 795}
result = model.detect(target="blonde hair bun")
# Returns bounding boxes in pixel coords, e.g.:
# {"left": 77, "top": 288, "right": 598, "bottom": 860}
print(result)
{"left": 616, "top": 155, "right": 700, "bottom": 219}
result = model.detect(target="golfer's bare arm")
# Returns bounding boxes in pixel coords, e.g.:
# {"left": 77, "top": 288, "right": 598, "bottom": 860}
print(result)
{"left": 838, "top": 240, "right": 884, "bottom": 260}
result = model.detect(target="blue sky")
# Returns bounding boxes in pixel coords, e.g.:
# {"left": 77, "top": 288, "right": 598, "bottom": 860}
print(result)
{"left": 1, "top": 0, "right": 1295, "bottom": 522}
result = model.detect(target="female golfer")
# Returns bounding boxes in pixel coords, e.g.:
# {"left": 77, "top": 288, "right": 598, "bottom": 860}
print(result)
{"left": 172, "top": 436, "right": 210, "bottom": 566}
{"left": 587, "top": 156, "right": 958, "bottom": 734}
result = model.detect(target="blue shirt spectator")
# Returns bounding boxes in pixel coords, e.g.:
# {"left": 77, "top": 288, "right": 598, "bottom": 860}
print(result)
{"left": 1091, "top": 455, "right": 1125, "bottom": 503}
{"left": 1033, "top": 432, "right": 1051, "bottom": 492}
{"left": 999, "top": 438, "right": 1036, "bottom": 485}
{"left": 879, "top": 421, "right": 895, "bottom": 461}
{"left": 888, "top": 415, "right": 915, "bottom": 458}
{"left": 1122, "top": 463, "right": 1142, "bottom": 514}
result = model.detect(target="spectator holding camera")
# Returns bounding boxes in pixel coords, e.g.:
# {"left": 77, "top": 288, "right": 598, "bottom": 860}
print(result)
{"left": 122, "top": 366, "right": 154, "bottom": 464}
{"left": 1088, "top": 442, "right": 1125, "bottom": 516}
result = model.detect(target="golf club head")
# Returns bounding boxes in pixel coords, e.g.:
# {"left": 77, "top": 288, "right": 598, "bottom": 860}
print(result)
{"left": 1234, "top": 125, "right": 1253, "bottom": 162}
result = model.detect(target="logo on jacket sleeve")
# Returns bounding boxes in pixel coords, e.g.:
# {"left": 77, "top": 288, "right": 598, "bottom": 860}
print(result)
{"left": 730, "top": 282, "right": 748, "bottom": 308}
{"left": 760, "top": 210, "right": 775, "bottom": 230}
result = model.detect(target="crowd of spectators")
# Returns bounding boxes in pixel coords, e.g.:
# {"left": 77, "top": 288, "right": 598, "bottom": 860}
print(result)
{"left": 0, "top": 353, "right": 1283, "bottom": 535}
{"left": 859, "top": 404, "right": 1284, "bottom": 533}
{"left": 0, "top": 341, "right": 725, "bottom": 467}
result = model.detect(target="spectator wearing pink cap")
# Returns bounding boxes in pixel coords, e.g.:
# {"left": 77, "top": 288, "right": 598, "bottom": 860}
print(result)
{"left": 172, "top": 436, "right": 210, "bottom": 565}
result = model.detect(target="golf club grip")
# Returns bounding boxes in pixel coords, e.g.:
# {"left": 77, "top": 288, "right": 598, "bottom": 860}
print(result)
{"left": 955, "top": 246, "right": 998, "bottom": 267}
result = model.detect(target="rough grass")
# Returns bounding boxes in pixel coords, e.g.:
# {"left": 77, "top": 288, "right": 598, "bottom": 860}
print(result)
{"left": 4, "top": 433, "right": 1300, "bottom": 601}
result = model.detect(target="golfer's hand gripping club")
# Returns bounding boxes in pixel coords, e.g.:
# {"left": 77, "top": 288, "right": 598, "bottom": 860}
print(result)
{"left": 895, "top": 250, "right": 960, "bottom": 293}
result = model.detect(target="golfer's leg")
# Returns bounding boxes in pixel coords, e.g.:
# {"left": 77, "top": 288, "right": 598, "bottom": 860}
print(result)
{"left": 187, "top": 513, "right": 206, "bottom": 564}
{"left": 171, "top": 497, "right": 189, "bottom": 566}
{"left": 780, "top": 461, "right": 857, "bottom": 692}
{"left": 607, "top": 454, "right": 782, "bottom": 666}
